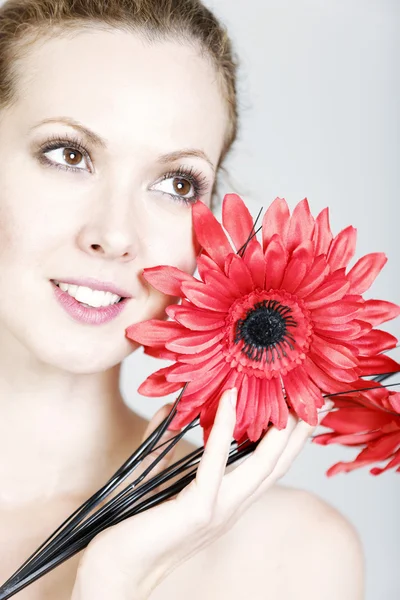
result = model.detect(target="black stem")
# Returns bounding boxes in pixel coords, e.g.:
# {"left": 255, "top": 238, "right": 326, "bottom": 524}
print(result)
{"left": 1, "top": 387, "right": 186, "bottom": 588}
{"left": 0, "top": 440, "right": 257, "bottom": 600}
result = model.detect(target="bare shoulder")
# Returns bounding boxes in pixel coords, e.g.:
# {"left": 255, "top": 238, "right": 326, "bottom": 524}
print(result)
{"left": 231, "top": 484, "right": 365, "bottom": 599}
{"left": 174, "top": 439, "right": 364, "bottom": 598}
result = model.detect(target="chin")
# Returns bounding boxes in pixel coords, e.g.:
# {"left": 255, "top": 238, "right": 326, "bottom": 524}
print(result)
{"left": 20, "top": 329, "right": 138, "bottom": 374}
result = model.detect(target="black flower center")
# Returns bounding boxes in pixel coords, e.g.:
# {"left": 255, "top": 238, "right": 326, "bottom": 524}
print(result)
{"left": 234, "top": 299, "right": 297, "bottom": 363}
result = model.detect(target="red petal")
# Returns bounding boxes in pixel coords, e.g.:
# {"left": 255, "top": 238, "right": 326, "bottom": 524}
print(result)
{"left": 362, "top": 299, "right": 400, "bottom": 326}
{"left": 325, "top": 459, "right": 372, "bottom": 476}
{"left": 355, "top": 329, "right": 398, "bottom": 356}
{"left": 358, "top": 354, "right": 400, "bottom": 376}
{"left": 196, "top": 254, "right": 221, "bottom": 281}
{"left": 321, "top": 407, "right": 391, "bottom": 434}
{"left": 352, "top": 431, "right": 399, "bottom": 462}
{"left": 204, "top": 268, "right": 242, "bottom": 298}
{"left": 388, "top": 392, "right": 400, "bottom": 413}
{"left": 308, "top": 352, "right": 359, "bottom": 382}
{"left": 318, "top": 430, "right": 383, "bottom": 445}
{"left": 283, "top": 367, "right": 321, "bottom": 425}
{"left": 305, "top": 279, "right": 351, "bottom": 311}
{"left": 222, "top": 193, "right": 260, "bottom": 254}
{"left": 168, "top": 408, "right": 199, "bottom": 432}
{"left": 311, "top": 300, "right": 362, "bottom": 325}
{"left": 245, "top": 384, "right": 262, "bottom": 442}
{"left": 181, "top": 280, "right": 232, "bottom": 311}
{"left": 311, "top": 337, "right": 358, "bottom": 369}
{"left": 294, "top": 255, "right": 330, "bottom": 298}
{"left": 267, "top": 377, "right": 289, "bottom": 429}
{"left": 262, "top": 197, "right": 290, "bottom": 251}
{"left": 226, "top": 254, "right": 254, "bottom": 295}
{"left": 303, "top": 357, "right": 351, "bottom": 393}
{"left": 313, "top": 333, "right": 359, "bottom": 355}
{"left": 371, "top": 452, "right": 400, "bottom": 475}
{"left": 234, "top": 375, "right": 264, "bottom": 442}
{"left": 138, "top": 366, "right": 183, "bottom": 397}
{"left": 166, "top": 304, "right": 226, "bottom": 331}
{"left": 192, "top": 201, "right": 233, "bottom": 269}
{"left": 313, "top": 207, "right": 333, "bottom": 256}
{"left": 255, "top": 377, "right": 269, "bottom": 437}
{"left": 264, "top": 235, "right": 288, "bottom": 290}
{"left": 327, "top": 226, "right": 357, "bottom": 271}
{"left": 286, "top": 198, "right": 315, "bottom": 254}
{"left": 235, "top": 374, "right": 251, "bottom": 433}
{"left": 179, "top": 341, "right": 222, "bottom": 364}
{"left": 242, "top": 241, "right": 266, "bottom": 289}
{"left": 200, "top": 369, "right": 242, "bottom": 442}
{"left": 142, "top": 265, "right": 195, "bottom": 296}
{"left": 166, "top": 351, "right": 224, "bottom": 381}
{"left": 126, "top": 319, "right": 185, "bottom": 347}
{"left": 281, "top": 243, "right": 314, "bottom": 293}
{"left": 166, "top": 328, "right": 224, "bottom": 354}
{"left": 347, "top": 253, "right": 387, "bottom": 294}
{"left": 182, "top": 362, "right": 231, "bottom": 400}
{"left": 314, "top": 319, "right": 371, "bottom": 340}
{"left": 234, "top": 375, "right": 258, "bottom": 441}
{"left": 144, "top": 346, "right": 178, "bottom": 361}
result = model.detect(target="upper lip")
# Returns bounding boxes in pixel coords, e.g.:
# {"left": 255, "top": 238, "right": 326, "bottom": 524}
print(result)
{"left": 52, "top": 277, "right": 132, "bottom": 298}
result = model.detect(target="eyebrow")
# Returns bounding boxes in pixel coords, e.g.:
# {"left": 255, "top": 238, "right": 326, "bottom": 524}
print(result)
{"left": 30, "top": 116, "right": 215, "bottom": 173}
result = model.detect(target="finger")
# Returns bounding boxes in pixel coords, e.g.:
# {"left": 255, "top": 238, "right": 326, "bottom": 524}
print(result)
{"left": 222, "top": 412, "right": 298, "bottom": 509}
{"left": 236, "top": 400, "right": 335, "bottom": 512}
{"left": 269, "top": 399, "right": 334, "bottom": 477}
{"left": 193, "top": 388, "right": 237, "bottom": 506}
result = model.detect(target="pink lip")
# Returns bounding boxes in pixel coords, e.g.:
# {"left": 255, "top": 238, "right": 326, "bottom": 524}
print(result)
{"left": 52, "top": 277, "right": 132, "bottom": 298}
{"left": 51, "top": 281, "right": 130, "bottom": 326}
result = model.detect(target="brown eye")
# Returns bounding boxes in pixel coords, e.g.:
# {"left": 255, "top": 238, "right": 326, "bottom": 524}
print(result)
{"left": 63, "top": 148, "right": 83, "bottom": 166}
{"left": 151, "top": 166, "right": 208, "bottom": 204}
{"left": 173, "top": 177, "right": 192, "bottom": 196}
{"left": 39, "top": 138, "right": 91, "bottom": 172}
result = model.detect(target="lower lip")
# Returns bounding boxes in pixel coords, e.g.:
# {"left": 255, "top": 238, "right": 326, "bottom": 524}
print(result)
{"left": 51, "top": 281, "right": 130, "bottom": 325}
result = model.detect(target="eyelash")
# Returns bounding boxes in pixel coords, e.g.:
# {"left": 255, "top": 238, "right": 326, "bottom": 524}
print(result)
{"left": 36, "top": 133, "right": 210, "bottom": 204}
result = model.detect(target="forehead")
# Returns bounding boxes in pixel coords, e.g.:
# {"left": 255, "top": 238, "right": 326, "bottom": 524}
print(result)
{"left": 15, "top": 28, "right": 227, "bottom": 162}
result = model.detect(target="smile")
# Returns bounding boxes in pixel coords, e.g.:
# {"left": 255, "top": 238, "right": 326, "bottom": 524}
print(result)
{"left": 50, "top": 280, "right": 130, "bottom": 326}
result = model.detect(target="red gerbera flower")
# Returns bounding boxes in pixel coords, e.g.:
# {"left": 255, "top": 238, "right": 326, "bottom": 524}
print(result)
{"left": 313, "top": 387, "right": 400, "bottom": 475}
{"left": 126, "top": 194, "right": 400, "bottom": 445}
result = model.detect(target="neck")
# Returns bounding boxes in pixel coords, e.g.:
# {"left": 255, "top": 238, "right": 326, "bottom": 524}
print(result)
{"left": 0, "top": 332, "right": 143, "bottom": 508}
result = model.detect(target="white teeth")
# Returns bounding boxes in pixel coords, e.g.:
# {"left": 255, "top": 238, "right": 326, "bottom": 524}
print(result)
{"left": 55, "top": 282, "right": 121, "bottom": 307}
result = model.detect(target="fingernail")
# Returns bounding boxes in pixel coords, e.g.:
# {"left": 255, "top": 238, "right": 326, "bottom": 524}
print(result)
{"left": 317, "top": 400, "right": 334, "bottom": 425}
{"left": 229, "top": 388, "right": 237, "bottom": 408}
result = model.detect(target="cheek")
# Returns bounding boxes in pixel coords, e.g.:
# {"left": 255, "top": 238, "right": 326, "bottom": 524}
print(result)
{"left": 0, "top": 170, "right": 59, "bottom": 260}
{"left": 142, "top": 208, "right": 198, "bottom": 275}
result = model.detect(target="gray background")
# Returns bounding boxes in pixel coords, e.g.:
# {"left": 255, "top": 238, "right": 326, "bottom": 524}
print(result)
{"left": 120, "top": 1, "right": 399, "bottom": 599}
{"left": 1, "top": 0, "right": 397, "bottom": 597}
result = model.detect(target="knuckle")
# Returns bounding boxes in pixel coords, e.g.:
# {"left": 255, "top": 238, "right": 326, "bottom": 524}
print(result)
{"left": 273, "top": 464, "right": 289, "bottom": 480}
{"left": 178, "top": 484, "right": 215, "bottom": 529}
{"left": 249, "top": 458, "right": 273, "bottom": 482}
{"left": 191, "top": 502, "right": 214, "bottom": 529}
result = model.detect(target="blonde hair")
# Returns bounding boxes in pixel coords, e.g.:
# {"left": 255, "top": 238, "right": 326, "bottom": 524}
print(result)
{"left": 0, "top": 0, "right": 240, "bottom": 204}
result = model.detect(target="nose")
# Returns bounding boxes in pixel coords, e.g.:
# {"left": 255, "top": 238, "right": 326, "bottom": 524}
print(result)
{"left": 76, "top": 189, "right": 140, "bottom": 262}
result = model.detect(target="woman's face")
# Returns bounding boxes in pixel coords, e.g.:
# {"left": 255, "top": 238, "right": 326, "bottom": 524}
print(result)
{"left": 0, "top": 29, "right": 228, "bottom": 372}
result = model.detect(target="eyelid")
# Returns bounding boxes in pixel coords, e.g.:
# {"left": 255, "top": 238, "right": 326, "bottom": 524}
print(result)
{"left": 153, "top": 166, "right": 209, "bottom": 195}
{"left": 36, "top": 134, "right": 211, "bottom": 202}
{"left": 36, "top": 133, "right": 94, "bottom": 172}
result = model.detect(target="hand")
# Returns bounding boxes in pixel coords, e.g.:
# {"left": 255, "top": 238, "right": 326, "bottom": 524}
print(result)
{"left": 71, "top": 389, "right": 331, "bottom": 600}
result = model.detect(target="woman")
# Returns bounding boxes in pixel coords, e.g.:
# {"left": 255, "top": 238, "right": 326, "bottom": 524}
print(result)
{"left": 0, "top": 0, "right": 364, "bottom": 598}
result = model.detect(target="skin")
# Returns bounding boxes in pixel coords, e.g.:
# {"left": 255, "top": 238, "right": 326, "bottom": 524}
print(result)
{"left": 0, "top": 28, "right": 226, "bottom": 505}
{"left": 0, "top": 27, "right": 364, "bottom": 600}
